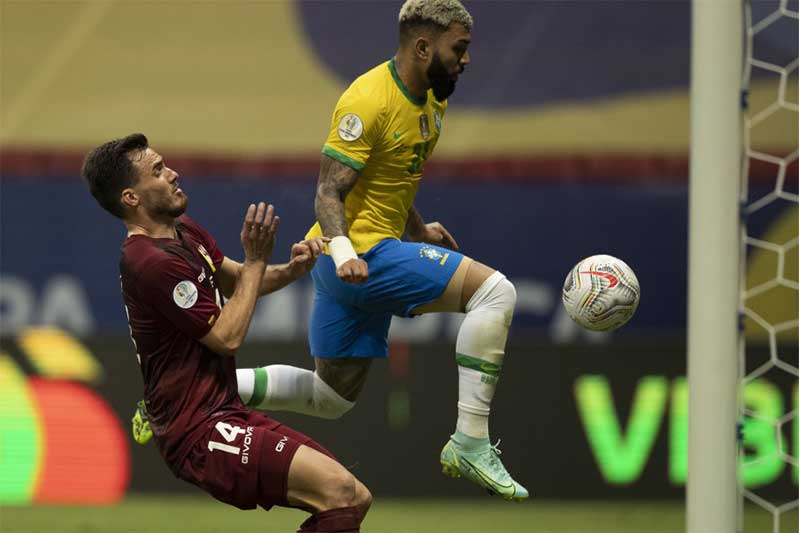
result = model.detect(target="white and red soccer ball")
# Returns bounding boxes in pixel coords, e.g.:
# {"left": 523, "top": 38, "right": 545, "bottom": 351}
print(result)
{"left": 561, "top": 254, "right": 640, "bottom": 332}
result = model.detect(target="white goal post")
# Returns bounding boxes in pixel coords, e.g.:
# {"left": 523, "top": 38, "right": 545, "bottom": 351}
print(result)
{"left": 687, "top": 1, "right": 743, "bottom": 532}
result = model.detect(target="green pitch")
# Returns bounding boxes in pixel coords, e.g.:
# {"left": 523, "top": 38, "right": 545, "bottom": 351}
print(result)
{"left": 1, "top": 496, "right": 795, "bottom": 533}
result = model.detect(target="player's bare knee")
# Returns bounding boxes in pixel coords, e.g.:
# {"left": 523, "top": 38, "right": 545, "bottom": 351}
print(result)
{"left": 353, "top": 480, "right": 372, "bottom": 516}
{"left": 318, "top": 470, "right": 358, "bottom": 511}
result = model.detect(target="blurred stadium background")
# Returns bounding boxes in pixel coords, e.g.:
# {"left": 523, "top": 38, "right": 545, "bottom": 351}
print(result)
{"left": 0, "top": 1, "right": 797, "bottom": 532}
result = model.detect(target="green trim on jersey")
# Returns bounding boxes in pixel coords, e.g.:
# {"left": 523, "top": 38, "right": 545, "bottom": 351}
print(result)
{"left": 455, "top": 353, "right": 502, "bottom": 377}
{"left": 388, "top": 58, "right": 427, "bottom": 106}
{"left": 322, "top": 146, "right": 365, "bottom": 171}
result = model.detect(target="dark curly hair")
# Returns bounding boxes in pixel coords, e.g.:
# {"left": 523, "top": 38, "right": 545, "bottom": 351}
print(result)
{"left": 82, "top": 133, "right": 149, "bottom": 218}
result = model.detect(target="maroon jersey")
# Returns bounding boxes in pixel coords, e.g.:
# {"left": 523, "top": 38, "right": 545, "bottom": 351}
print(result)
{"left": 120, "top": 215, "right": 245, "bottom": 472}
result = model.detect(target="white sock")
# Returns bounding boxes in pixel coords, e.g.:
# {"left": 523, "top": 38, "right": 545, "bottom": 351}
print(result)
{"left": 236, "top": 365, "right": 354, "bottom": 420}
{"left": 455, "top": 271, "right": 516, "bottom": 439}
{"left": 236, "top": 368, "right": 256, "bottom": 404}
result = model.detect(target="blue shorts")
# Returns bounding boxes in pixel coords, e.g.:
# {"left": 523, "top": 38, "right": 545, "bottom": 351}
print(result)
{"left": 309, "top": 239, "right": 464, "bottom": 359}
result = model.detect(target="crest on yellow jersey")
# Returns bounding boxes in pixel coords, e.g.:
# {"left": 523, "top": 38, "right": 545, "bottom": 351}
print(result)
{"left": 419, "top": 114, "right": 430, "bottom": 141}
{"left": 338, "top": 113, "right": 364, "bottom": 142}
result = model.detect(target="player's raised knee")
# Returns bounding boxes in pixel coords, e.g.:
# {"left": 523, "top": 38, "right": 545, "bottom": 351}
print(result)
{"left": 493, "top": 274, "right": 516, "bottom": 326}
{"left": 318, "top": 469, "right": 359, "bottom": 511}
{"left": 497, "top": 274, "right": 517, "bottom": 307}
{"left": 468, "top": 271, "right": 517, "bottom": 326}
{"left": 312, "top": 372, "right": 357, "bottom": 419}
{"left": 353, "top": 479, "right": 372, "bottom": 516}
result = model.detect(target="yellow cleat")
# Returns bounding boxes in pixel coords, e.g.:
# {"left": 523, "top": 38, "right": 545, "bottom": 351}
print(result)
{"left": 131, "top": 399, "right": 153, "bottom": 445}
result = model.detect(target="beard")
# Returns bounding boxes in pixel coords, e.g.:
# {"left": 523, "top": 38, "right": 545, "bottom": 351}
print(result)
{"left": 427, "top": 52, "right": 457, "bottom": 102}
{"left": 145, "top": 190, "right": 188, "bottom": 220}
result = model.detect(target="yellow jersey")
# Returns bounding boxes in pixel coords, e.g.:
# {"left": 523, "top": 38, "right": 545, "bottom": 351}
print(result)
{"left": 305, "top": 59, "right": 447, "bottom": 253}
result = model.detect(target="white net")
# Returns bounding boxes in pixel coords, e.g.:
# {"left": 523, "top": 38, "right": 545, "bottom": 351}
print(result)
{"left": 740, "top": 1, "right": 799, "bottom": 531}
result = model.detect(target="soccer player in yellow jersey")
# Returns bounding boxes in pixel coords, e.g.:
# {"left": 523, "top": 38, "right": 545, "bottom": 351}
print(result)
{"left": 239, "top": 0, "right": 528, "bottom": 500}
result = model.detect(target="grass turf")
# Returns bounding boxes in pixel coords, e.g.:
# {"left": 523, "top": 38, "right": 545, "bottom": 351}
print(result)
{"left": 1, "top": 496, "right": 796, "bottom": 533}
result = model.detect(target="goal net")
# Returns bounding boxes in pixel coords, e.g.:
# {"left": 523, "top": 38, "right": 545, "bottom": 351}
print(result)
{"left": 739, "top": 0, "right": 799, "bottom": 531}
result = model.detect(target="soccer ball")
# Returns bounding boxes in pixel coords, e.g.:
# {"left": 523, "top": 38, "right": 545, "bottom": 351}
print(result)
{"left": 561, "top": 254, "right": 640, "bottom": 332}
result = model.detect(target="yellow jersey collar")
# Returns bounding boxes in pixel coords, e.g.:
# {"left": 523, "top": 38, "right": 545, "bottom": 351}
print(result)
{"left": 388, "top": 58, "right": 427, "bottom": 106}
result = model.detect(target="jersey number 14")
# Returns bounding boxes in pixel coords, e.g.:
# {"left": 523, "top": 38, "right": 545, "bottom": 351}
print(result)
{"left": 207, "top": 422, "right": 246, "bottom": 455}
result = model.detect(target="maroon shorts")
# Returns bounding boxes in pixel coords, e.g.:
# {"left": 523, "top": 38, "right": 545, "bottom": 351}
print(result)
{"left": 176, "top": 410, "right": 335, "bottom": 510}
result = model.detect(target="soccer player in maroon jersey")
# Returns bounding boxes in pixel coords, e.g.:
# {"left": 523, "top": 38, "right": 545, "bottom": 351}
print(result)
{"left": 82, "top": 133, "right": 371, "bottom": 532}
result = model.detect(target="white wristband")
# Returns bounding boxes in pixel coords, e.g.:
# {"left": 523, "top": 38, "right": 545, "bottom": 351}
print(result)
{"left": 329, "top": 236, "right": 358, "bottom": 269}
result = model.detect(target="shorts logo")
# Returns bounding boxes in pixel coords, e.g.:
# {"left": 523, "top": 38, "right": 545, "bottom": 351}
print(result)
{"left": 275, "top": 435, "right": 288, "bottom": 453}
{"left": 419, "top": 245, "right": 449, "bottom": 266}
{"left": 241, "top": 426, "right": 254, "bottom": 464}
{"left": 172, "top": 281, "right": 198, "bottom": 309}
{"left": 338, "top": 113, "right": 363, "bottom": 142}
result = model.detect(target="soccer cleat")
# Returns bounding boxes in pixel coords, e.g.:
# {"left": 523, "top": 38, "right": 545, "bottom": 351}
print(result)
{"left": 440, "top": 437, "right": 529, "bottom": 501}
{"left": 131, "top": 400, "right": 153, "bottom": 445}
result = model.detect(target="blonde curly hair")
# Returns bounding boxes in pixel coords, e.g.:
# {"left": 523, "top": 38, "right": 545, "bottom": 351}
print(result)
{"left": 398, "top": 0, "right": 473, "bottom": 32}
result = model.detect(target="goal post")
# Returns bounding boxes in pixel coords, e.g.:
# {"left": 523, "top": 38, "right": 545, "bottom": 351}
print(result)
{"left": 687, "top": 1, "right": 743, "bottom": 532}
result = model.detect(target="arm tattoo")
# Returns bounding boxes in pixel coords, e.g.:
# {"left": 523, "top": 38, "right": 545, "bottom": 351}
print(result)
{"left": 315, "top": 155, "right": 360, "bottom": 237}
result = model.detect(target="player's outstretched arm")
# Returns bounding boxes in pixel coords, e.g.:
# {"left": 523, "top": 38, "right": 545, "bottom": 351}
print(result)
{"left": 315, "top": 154, "right": 369, "bottom": 284}
{"left": 200, "top": 202, "right": 277, "bottom": 356}
{"left": 217, "top": 237, "right": 330, "bottom": 298}
{"left": 405, "top": 205, "right": 459, "bottom": 251}
{"left": 216, "top": 237, "right": 328, "bottom": 297}
{"left": 259, "top": 237, "right": 328, "bottom": 294}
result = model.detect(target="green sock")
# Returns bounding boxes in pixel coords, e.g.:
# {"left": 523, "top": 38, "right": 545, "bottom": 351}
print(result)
{"left": 246, "top": 367, "right": 268, "bottom": 407}
{"left": 452, "top": 430, "right": 490, "bottom": 451}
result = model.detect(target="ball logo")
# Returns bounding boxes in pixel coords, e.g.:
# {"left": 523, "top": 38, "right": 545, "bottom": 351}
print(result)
{"left": 172, "top": 281, "right": 198, "bottom": 309}
{"left": 337, "top": 113, "right": 363, "bottom": 142}
{"left": 580, "top": 269, "right": 619, "bottom": 288}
